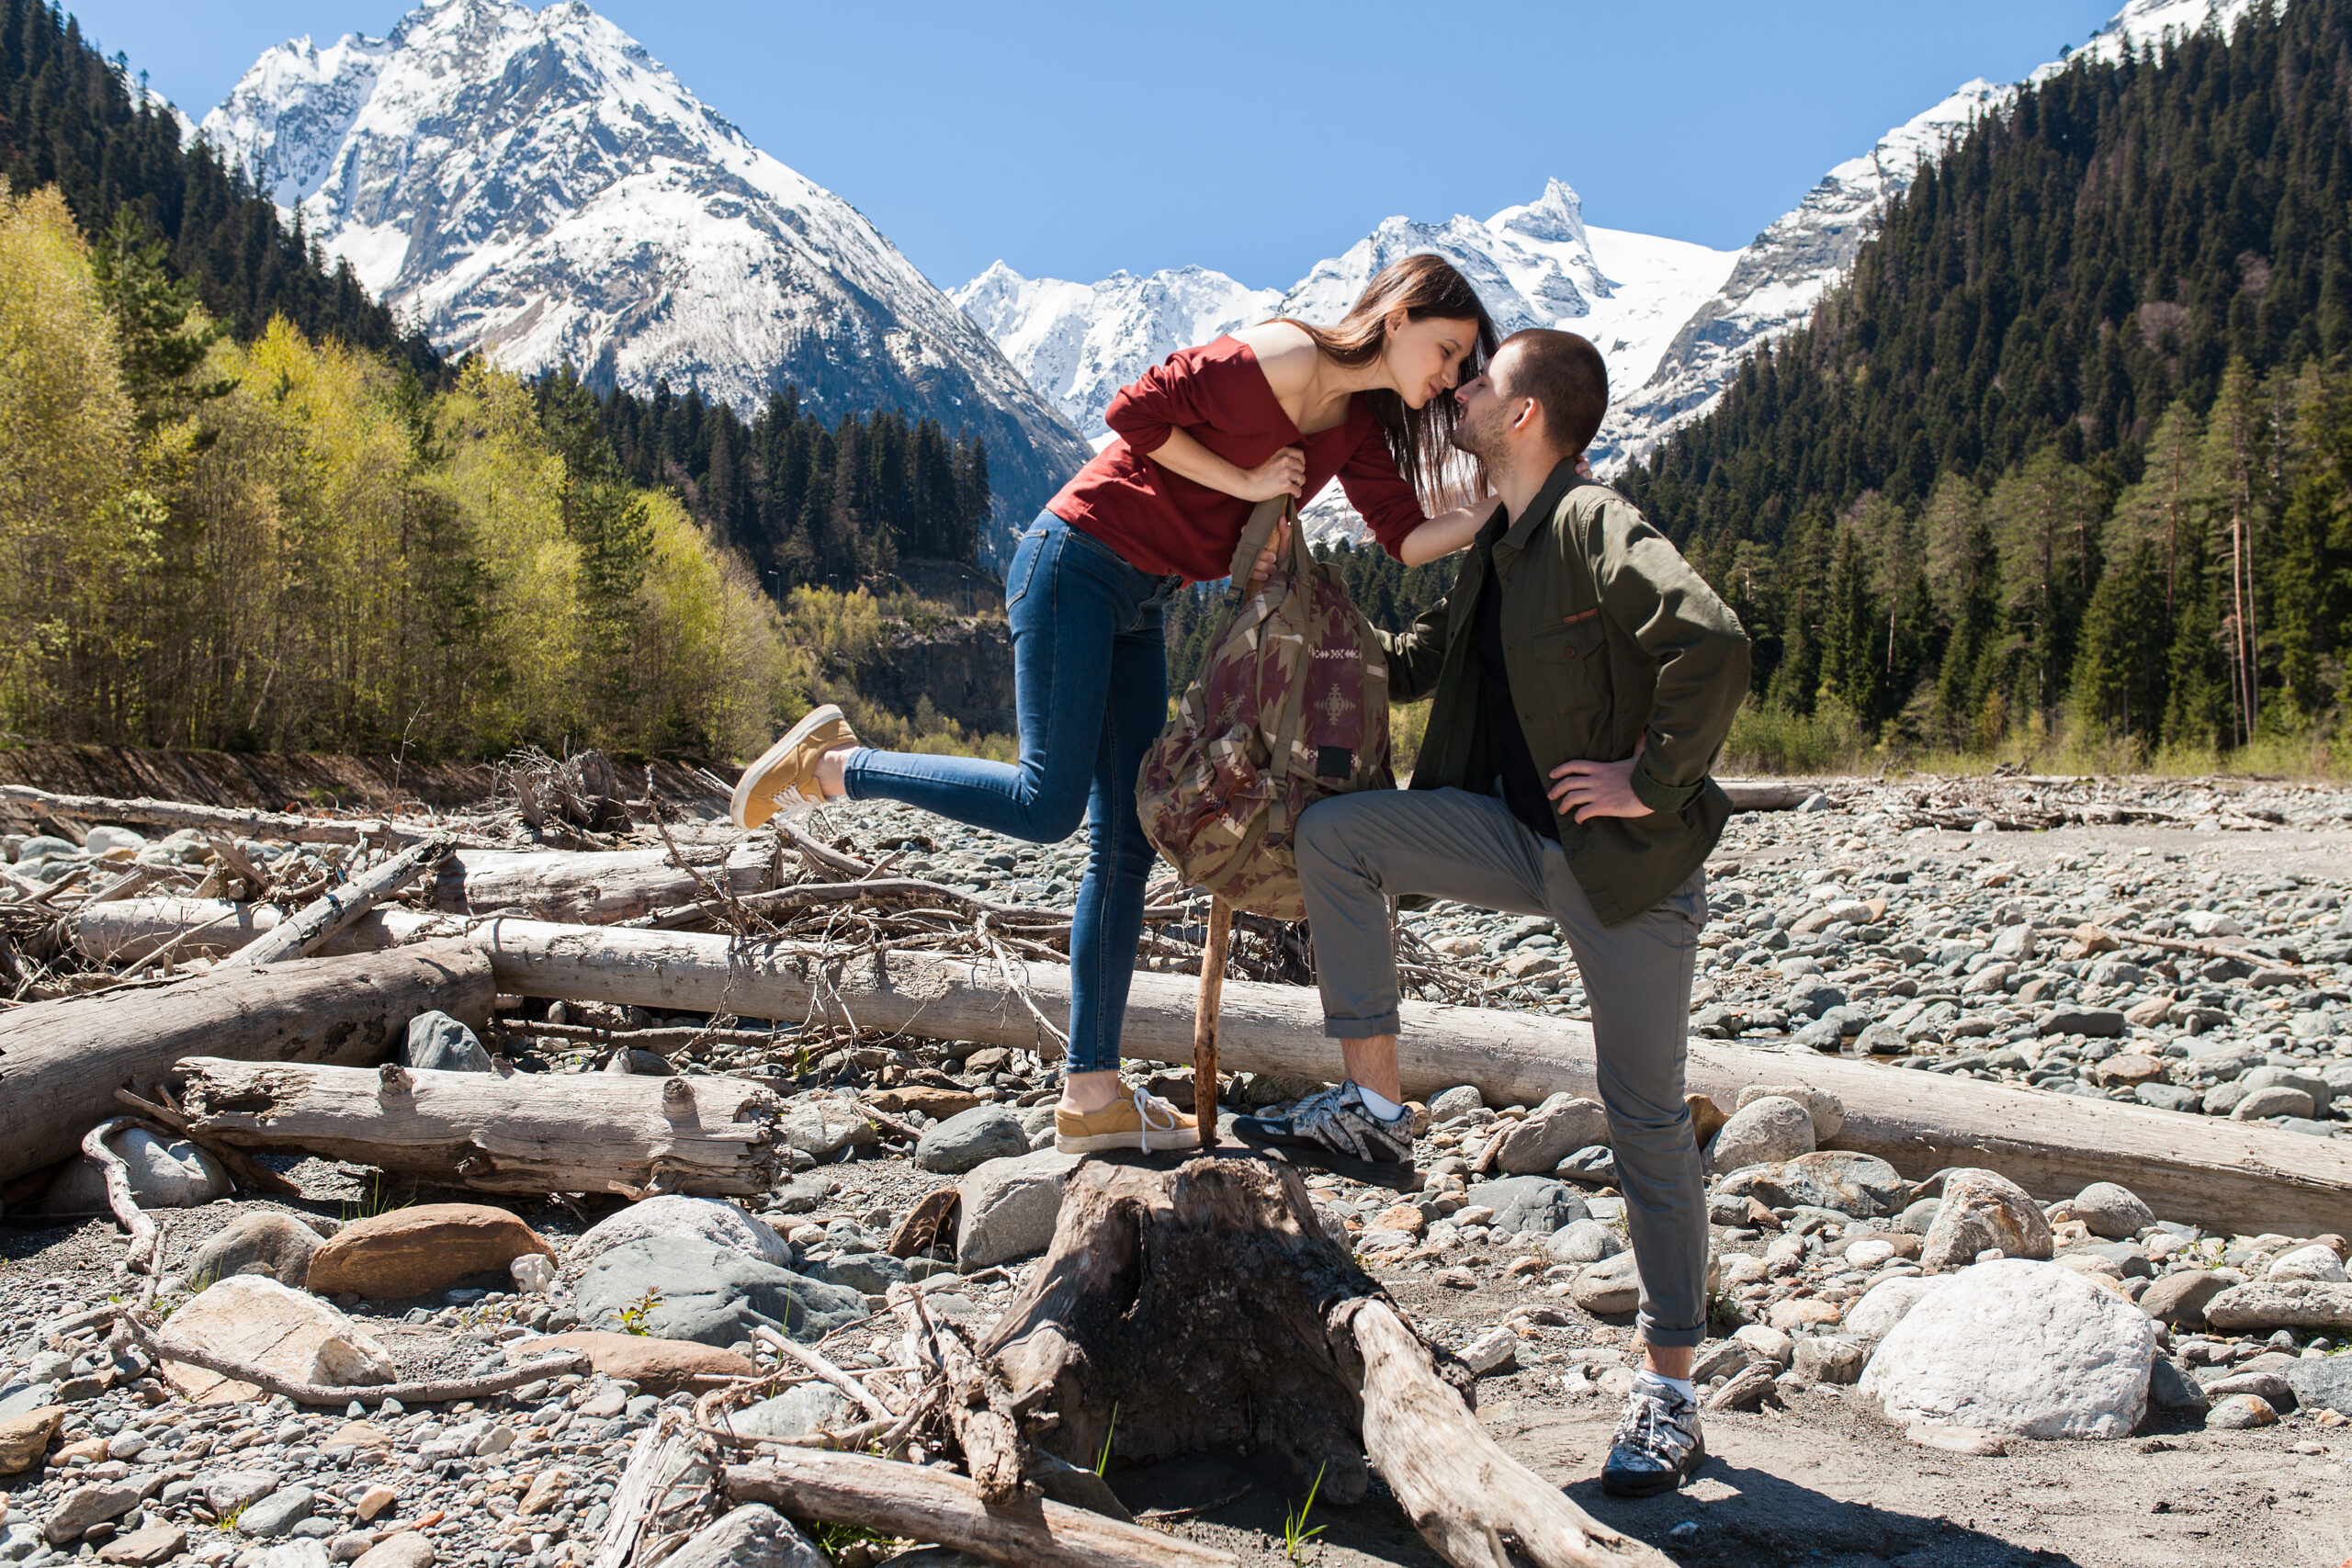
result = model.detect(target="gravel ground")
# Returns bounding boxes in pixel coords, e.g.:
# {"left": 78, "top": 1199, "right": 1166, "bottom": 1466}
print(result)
{"left": 6, "top": 774, "right": 2352, "bottom": 1568}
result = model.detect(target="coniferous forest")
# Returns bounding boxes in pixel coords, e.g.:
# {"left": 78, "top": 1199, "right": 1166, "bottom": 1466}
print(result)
{"left": 1624, "top": 0, "right": 2352, "bottom": 770}
{"left": 0, "top": 0, "right": 1000, "bottom": 761}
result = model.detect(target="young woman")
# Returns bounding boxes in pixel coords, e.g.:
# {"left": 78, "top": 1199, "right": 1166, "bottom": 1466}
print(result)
{"left": 730, "top": 254, "right": 1500, "bottom": 1152}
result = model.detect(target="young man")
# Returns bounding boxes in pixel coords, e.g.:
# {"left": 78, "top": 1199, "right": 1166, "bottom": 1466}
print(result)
{"left": 1233, "top": 328, "right": 1750, "bottom": 1496}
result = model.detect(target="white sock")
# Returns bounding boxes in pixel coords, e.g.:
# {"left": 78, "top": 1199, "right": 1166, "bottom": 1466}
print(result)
{"left": 1634, "top": 1369, "right": 1696, "bottom": 1404}
{"left": 1350, "top": 1082, "right": 1404, "bottom": 1121}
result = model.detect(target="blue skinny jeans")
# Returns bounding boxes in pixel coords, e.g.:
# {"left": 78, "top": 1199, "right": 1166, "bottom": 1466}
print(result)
{"left": 843, "top": 513, "right": 1177, "bottom": 1074}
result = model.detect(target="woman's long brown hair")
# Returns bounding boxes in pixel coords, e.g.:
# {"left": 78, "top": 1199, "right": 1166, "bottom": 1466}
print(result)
{"left": 1283, "top": 254, "right": 1499, "bottom": 513}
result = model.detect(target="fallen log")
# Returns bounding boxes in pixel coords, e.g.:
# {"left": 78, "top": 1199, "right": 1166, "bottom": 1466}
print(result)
{"left": 0, "top": 941, "right": 493, "bottom": 1185}
{"left": 242, "top": 834, "right": 452, "bottom": 966}
{"left": 723, "top": 1451, "right": 1239, "bottom": 1568}
{"left": 474, "top": 919, "right": 2352, "bottom": 1237}
{"left": 171, "top": 1055, "right": 787, "bottom": 1197}
{"left": 432, "top": 843, "right": 772, "bottom": 922}
{"left": 0, "top": 783, "right": 433, "bottom": 846}
{"left": 70, "top": 898, "right": 456, "bottom": 964}
{"left": 1717, "top": 779, "right": 1816, "bottom": 811}
{"left": 976, "top": 1156, "right": 1667, "bottom": 1568}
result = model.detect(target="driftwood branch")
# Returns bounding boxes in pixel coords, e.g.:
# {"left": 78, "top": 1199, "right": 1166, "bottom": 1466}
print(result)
{"left": 172, "top": 1055, "right": 786, "bottom": 1197}
{"left": 0, "top": 783, "right": 437, "bottom": 847}
{"left": 723, "top": 1454, "right": 1238, "bottom": 1568}
{"left": 241, "top": 835, "right": 453, "bottom": 966}
{"left": 82, "top": 1116, "right": 161, "bottom": 1273}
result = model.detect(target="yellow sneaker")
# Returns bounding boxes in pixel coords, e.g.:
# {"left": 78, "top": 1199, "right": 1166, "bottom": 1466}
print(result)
{"left": 1055, "top": 1086, "right": 1202, "bottom": 1154}
{"left": 729, "top": 705, "right": 861, "bottom": 829}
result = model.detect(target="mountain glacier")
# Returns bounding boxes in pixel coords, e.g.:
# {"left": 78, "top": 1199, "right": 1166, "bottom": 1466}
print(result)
{"left": 956, "top": 0, "right": 2267, "bottom": 534}
{"left": 200, "top": 0, "right": 1093, "bottom": 560}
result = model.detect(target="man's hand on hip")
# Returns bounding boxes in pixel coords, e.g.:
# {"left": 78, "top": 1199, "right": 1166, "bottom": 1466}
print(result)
{"left": 1548, "top": 737, "right": 1657, "bottom": 823}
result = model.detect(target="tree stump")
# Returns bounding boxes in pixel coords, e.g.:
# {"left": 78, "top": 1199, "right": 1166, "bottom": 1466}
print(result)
{"left": 980, "top": 1153, "right": 1672, "bottom": 1568}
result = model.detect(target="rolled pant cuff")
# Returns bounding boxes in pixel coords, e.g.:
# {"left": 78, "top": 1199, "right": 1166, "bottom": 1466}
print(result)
{"left": 1635, "top": 1314, "right": 1706, "bottom": 1349}
{"left": 1323, "top": 1012, "right": 1400, "bottom": 1040}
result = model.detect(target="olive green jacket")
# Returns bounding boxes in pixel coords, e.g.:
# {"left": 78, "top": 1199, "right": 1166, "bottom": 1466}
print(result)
{"left": 1381, "top": 458, "right": 1751, "bottom": 926}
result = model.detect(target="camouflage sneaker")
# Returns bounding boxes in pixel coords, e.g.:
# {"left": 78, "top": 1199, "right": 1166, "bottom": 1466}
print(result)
{"left": 1600, "top": 1378, "right": 1706, "bottom": 1496}
{"left": 1231, "top": 1080, "right": 1411, "bottom": 1166}
{"left": 729, "top": 705, "right": 860, "bottom": 829}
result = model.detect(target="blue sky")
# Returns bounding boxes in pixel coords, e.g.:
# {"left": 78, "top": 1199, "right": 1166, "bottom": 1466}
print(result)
{"left": 69, "top": 0, "right": 2123, "bottom": 291}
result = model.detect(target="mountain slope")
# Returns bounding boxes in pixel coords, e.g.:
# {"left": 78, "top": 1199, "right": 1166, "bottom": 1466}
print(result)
{"left": 202, "top": 0, "right": 1091, "bottom": 560}
{"left": 955, "top": 177, "right": 1738, "bottom": 460}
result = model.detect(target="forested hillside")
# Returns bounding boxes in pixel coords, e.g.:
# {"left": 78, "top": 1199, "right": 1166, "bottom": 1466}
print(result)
{"left": 1623, "top": 0, "right": 2352, "bottom": 768}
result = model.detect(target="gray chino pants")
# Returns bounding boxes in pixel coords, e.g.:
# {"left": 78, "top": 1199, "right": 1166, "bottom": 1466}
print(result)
{"left": 1295, "top": 786, "right": 1710, "bottom": 1348}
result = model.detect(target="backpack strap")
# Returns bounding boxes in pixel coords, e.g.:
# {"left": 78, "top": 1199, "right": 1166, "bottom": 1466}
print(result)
{"left": 1223, "top": 495, "right": 1298, "bottom": 605}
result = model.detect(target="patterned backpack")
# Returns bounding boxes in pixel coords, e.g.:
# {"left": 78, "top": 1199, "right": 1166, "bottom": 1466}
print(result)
{"left": 1136, "top": 496, "right": 1394, "bottom": 919}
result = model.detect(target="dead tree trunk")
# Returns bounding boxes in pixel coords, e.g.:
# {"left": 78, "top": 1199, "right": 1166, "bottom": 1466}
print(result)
{"left": 0, "top": 942, "right": 493, "bottom": 1185}
{"left": 431, "top": 844, "right": 773, "bottom": 922}
{"left": 471, "top": 919, "right": 2352, "bottom": 1238}
{"left": 241, "top": 835, "right": 452, "bottom": 966}
{"left": 69, "top": 898, "right": 452, "bottom": 964}
{"left": 172, "top": 1055, "right": 787, "bottom": 1198}
{"left": 0, "top": 784, "right": 430, "bottom": 846}
{"left": 980, "top": 1156, "right": 1670, "bottom": 1568}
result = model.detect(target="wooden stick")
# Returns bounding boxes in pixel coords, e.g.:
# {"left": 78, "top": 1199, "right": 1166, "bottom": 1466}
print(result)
{"left": 0, "top": 784, "right": 432, "bottom": 846}
{"left": 82, "top": 1116, "right": 161, "bottom": 1274}
{"left": 113, "top": 1087, "right": 302, "bottom": 1199}
{"left": 1193, "top": 897, "right": 1230, "bottom": 1145}
{"left": 723, "top": 1456, "right": 1237, "bottom": 1568}
{"left": 751, "top": 1325, "right": 895, "bottom": 1423}
{"left": 241, "top": 835, "right": 451, "bottom": 966}
{"left": 116, "top": 1309, "right": 588, "bottom": 1405}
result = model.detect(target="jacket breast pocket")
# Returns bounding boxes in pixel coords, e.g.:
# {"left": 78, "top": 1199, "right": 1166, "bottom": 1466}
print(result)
{"left": 1529, "top": 611, "right": 1607, "bottom": 679}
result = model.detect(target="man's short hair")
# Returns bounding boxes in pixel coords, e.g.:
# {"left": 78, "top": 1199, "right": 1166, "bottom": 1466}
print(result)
{"left": 1497, "top": 329, "right": 1608, "bottom": 457}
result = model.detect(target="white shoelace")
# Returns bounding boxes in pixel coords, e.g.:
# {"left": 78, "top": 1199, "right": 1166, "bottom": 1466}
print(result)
{"left": 1134, "top": 1086, "right": 1178, "bottom": 1151}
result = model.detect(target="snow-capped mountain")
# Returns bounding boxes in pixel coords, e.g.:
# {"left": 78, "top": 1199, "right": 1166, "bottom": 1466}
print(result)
{"left": 202, "top": 0, "right": 1092, "bottom": 561}
{"left": 957, "top": 0, "right": 2267, "bottom": 519}
{"left": 953, "top": 178, "right": 1737, "bottom": 463}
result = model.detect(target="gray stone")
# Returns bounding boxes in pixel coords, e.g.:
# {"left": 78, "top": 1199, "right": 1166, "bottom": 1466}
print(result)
{"left": 0, "top": 1382, "right": 53, "bottom": 1423}
{"left": 1714, "top": 1152, "right": 1907, "bottom": 1219}
{"left": 914, "top": 1107, "right": 1031, "bottom": 1175}
{"left": 660, "top": 1505, "right": 826, "bottom": 1568}
{"left": 734, "top": 1384, "right": 847, "bottom": 1440}
{"left": 1920, "top": 1168, "right": 2053, "bottom": 1272}
{"left": 42, "top": 1130, "right": 229, "bottom": 1213}
{"left": 2200, "top": 1280, "right": 2352, "bottom": 1334}
{"left": 2205, "top": 1393, "right": 2278, "bottom": 1429}
{"left": 575, "top": 1235, "right": 865, "bottom": 1347}
{"left": 2135, "top": 1083, "right": 2204, "bottom": 1113}
{"left": 2069, "top": 1182, "right": 2154, "bottom": 1242}
{"left": 2037, "top": 1009, "right": 2126, "bottom": 1039}
{"left": 1456, "top": 1326, "right": 1519, "bottom": 1377}
{"left": 1492, "top": 1095, "right": 1609, "bottom": 1176}
{"left": 2233, "top": 1086, "right": 2317, "bottom": 1121}
{"left": 1023, "top": 1450, "right": 1135, "bottom": 1522}
{"left": 1857, "top": 1258, "right": 2158, "bottom": 1439}
{"left": 204, "top": 1472, "right": 283, "bottom": 1517}
{"left": 1786, "top": 979, "right": 1848, "bottom": 1019}
{"left": 43, "top": 1483, "right": 140, "bottom": 1544}
{"left": 239, "top": 1489, "right": 315, "bottom": 1539}
{"left": 187, "top": 1213, "right": 324, "bottom": 1291}
{"left": 956, "top": 1147, "right": 1080, "bottom": 1269}
{"left": 1842, "top": 1275, "right": 1947, "bottom": 1343}
{"left": 1792, "top": 1337, "right": 1866, "bottom": 1385}
{"left": 1544, "top": 1219, "right": 1622, "bottom": 1266}
{"left": 1892, "top": 1197, "right": 1943, "bottom": 1235}
{"left": 2241, "top": 1064, "right": 2335, "bottom": 1108}
{"left": 1426, "top": 1086, "right": 1483, "bottom": 1121}
{"left": 2147, "top": 1359, "right": 2210, "bottom": 1415}
{"left": 2279, "top": 1354, "right": 2352, "bottom": 1416}
{"left": 1706, "top": 1096, "right": 1814, "bottom": 1176}
{"left": 401, "top": 1012, "right": 492, "bottom": 1074}
{"left": 1571, "top": 1250, "right": 1641, "bottom": 1315}
{"left": 805, "top": 1251, "right": 907, "bottom": 1294}
{"left": 572, "top": 1196, "right": 793, "bottom": 1269}
{"left": 2140, "top": 1269, "right": 2232, "bottom": 1328}
{"left": 1555, "top": 1145, "right": 1615, "bottom": 1185}
{"left": 775, "top": 1098, "right": 881, "bottom": 1159}
{"left": 1464, "top": 1176, "right": 1587, "bottom": 1237}
{"left": 1733, "top": 1084, "right": 1845, "bottom": 1142}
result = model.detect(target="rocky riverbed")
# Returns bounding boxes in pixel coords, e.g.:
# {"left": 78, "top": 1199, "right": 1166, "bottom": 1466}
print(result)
{"left": 5, "top": 773, "right": 2352, "bottom": 1568}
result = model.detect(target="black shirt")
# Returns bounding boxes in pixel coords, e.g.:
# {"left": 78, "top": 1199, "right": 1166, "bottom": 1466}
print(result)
{"left": 1472, "top": 537, "right": 1559, "bottom": 842}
